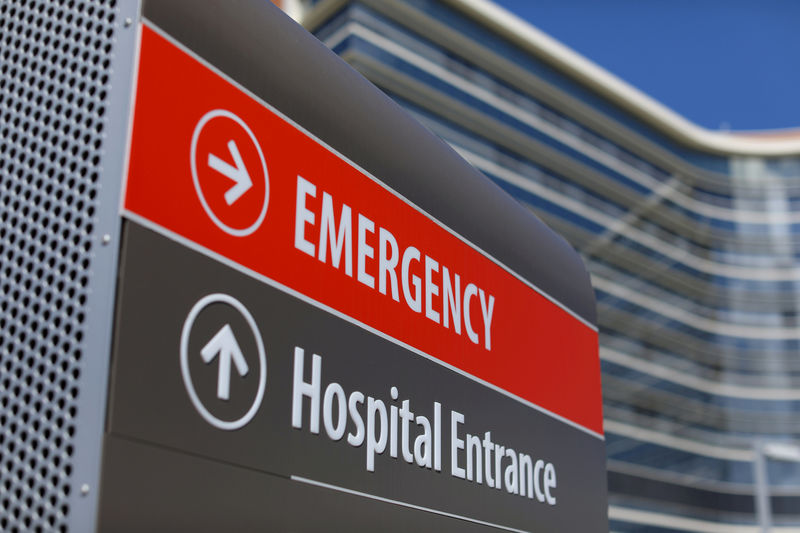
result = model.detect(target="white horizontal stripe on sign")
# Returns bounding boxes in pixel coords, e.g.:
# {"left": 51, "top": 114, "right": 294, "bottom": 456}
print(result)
{"left": 291, "top": 475, "right": 530, "bottom": 533}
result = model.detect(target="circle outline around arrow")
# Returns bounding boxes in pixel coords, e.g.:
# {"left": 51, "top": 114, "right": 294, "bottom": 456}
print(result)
{"left": 190, "top": 109, "right": 269, "bottom": 237}
{"left": 180, "top": 293, "right": 267, "bottom": 430}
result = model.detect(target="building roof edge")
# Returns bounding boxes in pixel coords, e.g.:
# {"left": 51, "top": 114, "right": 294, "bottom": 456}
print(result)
{"left": 450, "top": 0, "right": 800, "bottom": 157}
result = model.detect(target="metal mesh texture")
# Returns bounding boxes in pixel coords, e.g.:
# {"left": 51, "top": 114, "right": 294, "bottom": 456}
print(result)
{"left": 0, "top": 0, "right": 118, "bottom": 531}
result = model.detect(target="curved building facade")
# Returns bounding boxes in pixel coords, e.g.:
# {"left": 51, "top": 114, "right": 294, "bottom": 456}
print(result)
{"left": 296, "top": 0, "right": 800, "bottom": 530}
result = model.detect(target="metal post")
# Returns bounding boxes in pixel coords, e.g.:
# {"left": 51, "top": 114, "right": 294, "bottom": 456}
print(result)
{"left": 753, "top": 440, "right": 772, "bottom": 533}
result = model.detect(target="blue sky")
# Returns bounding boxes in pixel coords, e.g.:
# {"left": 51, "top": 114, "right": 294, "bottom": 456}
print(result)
{"left": 493, "top": 0, "right": 800, "bottom": 132}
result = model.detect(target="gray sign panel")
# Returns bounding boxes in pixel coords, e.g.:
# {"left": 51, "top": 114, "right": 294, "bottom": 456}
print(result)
{"left": 99, "top": 222, "right": 607, "bottom": 531}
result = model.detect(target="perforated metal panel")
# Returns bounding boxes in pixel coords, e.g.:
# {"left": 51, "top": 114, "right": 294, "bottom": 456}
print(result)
{"left": 0, "top": 1, "right": 120, "bottom": 531}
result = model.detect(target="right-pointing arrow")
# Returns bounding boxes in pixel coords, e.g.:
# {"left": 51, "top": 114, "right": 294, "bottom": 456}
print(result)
{"left": 200, "top": 323, "right": 249, "bottom": 401}
{"left": 207, "top": 139, "right": 253, "bottom": 205}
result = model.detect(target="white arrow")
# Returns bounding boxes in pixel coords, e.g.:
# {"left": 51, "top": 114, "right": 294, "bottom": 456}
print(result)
{"left": 200, "top": 323, "right": 250, "bottom": 401}
{"left": 207, "top": 139, "right": 253, "bottom": 205}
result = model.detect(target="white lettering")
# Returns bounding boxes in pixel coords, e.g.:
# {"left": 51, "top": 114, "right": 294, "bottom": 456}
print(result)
{"left": 347, "top": 391, "right": 365, "bottom": 446}
{"left": 291, "top": 347, "right": 320, "bottom": 434}
{"left": 322, "top": 382, "right": 346, "bottom": 441}
{"left": 494, "top": 443, "right": 505, "bottom": 490}
{"left": 366, "top": 397, "right": 388, "bottom": 472}
{"left": 483, "top": 431, "right": 495, "bottom": 488}
{"left": 519, "top": 453, "right": 533, "bottom": 498}
{"left": 290, "top": 348, "right": 560, "bottom": 505}
{"left": 390, "top": 386, "right": 399, "bottom": 458}
{"left": 357, "top": 214, "right": 375, "bottom": 288}
{"left": 434, "top": 402, "right": 442, "bottom": 472}
{"left": 400, "top": 399, "right": 414, "bottom": 463}
{"left": 424, "top": 256, "right": 440, "bottom": 324}
{"left": 414, "top": 415, "right": 432, "bottom": 468}
{"left": 533, "top": 460, "right": 546, "bottom": 503}
{"left": 294, "top": 176, "right": 316, "bottom": 256}
{"left": 378, "top": 228, "right": 400, "bottom": 301}
{"left": 401, "top": 246, "right": 422, "bottom": 313}
{"left": 467, "top": 433, "right": 483, "bottom": 483}
{"left": 451, "top": 410, "right": 465, "bottom": 479}
{"left": 442, "top": 267, "right": 461, "bottom": 335}
{"left": 504, "top": 448, "right": 518, "bottom": 494}
{"left": 318, "top": 192, "right": 353, "bottom": 276}
{"left": 544, "top": 462, "right": 557, "bottom": 505}
{"left": 479, "top": 289, "right": 495, "bottom": 351}
{"left": 463, "top": 283, "right": 480, "bottom": 345}
{"left": 293, "top": 182, "right": 498, "bottom": 352}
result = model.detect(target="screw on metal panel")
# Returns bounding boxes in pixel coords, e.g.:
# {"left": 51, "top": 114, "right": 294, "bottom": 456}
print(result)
{"left": 102, "top": 234, "right": 111, "bottom": 245}
{"left": 124, "top": 17, "right": 133, "bottom": 27}
{"left": 80, "top": 484, "right": 90, "bottom": 496}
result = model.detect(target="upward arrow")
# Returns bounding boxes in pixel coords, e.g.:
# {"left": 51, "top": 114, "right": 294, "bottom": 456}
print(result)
{"left": 200, "top": 324, "right": 249, "bottom": 401}
{"left": 207, "top": 139, "right": 253, "bottom": 205}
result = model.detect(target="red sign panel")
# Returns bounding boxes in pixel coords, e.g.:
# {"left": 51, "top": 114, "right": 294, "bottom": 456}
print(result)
{"left": 124, "top": 24, "right": 602, "bottom": 435}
